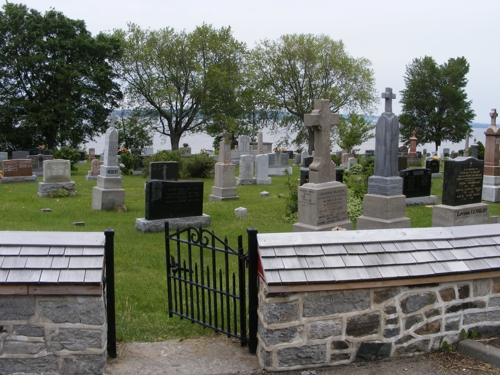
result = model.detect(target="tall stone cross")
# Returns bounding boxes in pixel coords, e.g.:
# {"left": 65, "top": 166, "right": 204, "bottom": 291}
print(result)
{"left": 490, "top": 109, "right": 498, "bottom": 127}
{"left": 304, "top": 99, "right": 339, "bottom": 183}
{"left": 382, "top": 87, "right": 396, "bottom": 113}
{"left": 109, "top": 112, "right": 118, "bottom": 128}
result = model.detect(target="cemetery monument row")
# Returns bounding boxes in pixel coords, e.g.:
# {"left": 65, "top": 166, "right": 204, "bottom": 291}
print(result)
{"left": 292, "top": 99, "right": 352, "bottom": 231}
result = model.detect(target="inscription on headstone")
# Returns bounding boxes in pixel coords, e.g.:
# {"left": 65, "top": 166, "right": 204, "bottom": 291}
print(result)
{"left": 2, "top": 159, "right": 32, "bottom": 177}
{"left": 298, "top": 186, "right": 347, "bottom": 225}
{"left": 399, "top": 168, "right": 432, "bottom": 198}
{"left": 43, "top": 159, "right": 71, "bottom": 183}
{"left": 145, "top": 180, "right": 204, "bottom": 220}
{"left": 442, "top": 157, "right": 484, "bottom": 206}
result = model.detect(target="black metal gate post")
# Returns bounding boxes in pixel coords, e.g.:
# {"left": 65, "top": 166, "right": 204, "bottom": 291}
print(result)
{"left": 105, "top": 229, "right": 116, "bottom": 358}
{"left": 247, "top": 228, "right": 258, "bottom": 354}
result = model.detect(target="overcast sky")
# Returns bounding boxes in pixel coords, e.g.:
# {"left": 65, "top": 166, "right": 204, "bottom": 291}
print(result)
{"left": 18, "top": 0, "right": 500, "bottom": 123}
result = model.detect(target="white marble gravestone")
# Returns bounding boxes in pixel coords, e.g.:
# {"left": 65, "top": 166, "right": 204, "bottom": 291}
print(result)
{"left": 236, "top": 154, "right": 255, "bottom": 185}
{"left": 209, "top": 135, "right": 239, "bottom": 201}
{"left": 92, "top": 115, "right": 125, "bottom": 209}
{"left": 38, "top": 159, "right": 76, "bottom": 197}
{"left": 357, "top": 88, "right": 410, "bottom": 229}
{"left": 255, "top": 154, "right": 271, "bottom": 185}
{"left": 292, "top": 99, "right": 352, "bottom": 232}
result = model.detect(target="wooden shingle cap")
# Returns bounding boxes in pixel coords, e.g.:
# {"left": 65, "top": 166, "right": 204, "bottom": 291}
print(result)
{"left": 258, "top": 224, "right": 500, "bottom": 293}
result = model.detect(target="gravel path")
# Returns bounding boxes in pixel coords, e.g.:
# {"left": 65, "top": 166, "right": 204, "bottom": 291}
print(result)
{"left": 103, "top": 336, "right": 500, "bottom": 375}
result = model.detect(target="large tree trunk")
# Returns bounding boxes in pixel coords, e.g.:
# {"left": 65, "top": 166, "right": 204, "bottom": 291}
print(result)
{"left": 170, "top": 133, "right": 180, "bottom": 151}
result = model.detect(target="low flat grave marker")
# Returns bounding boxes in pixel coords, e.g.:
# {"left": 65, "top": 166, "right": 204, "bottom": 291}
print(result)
{"left": 1, "top": 159, "right": 36, "bottom": 183}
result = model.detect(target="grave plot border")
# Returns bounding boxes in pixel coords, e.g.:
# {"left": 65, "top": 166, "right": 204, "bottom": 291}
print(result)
{"left": 165, "top": 222, "right": 258, "bottom": 353}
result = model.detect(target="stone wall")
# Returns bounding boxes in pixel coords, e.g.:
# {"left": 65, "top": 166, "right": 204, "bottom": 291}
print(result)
{"left": 0, "top": 295, "right": 106, "bottom": 375}
{"left": 257, "top": 278, "right": 500, "bottom": 371}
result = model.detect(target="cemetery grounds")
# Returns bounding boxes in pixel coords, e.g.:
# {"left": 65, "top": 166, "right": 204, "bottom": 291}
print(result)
{"left": 2, "top": 159, "right": 500, "bottom": 371}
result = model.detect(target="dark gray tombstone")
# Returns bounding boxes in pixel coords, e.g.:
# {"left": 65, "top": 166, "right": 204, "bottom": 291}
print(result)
{"left": 336, "top": 168, "right": 344, "bottom": 184}
{"left": 12, "top": 151, "right": 29, "bottom": 159}
{"left": 285, "top": 150, "right": 294, "bottom": 159}
{"left": 398, "top": 157, "right": 407, "bottom": 171}
{"left": 365, "top": 150, "right": 375, "bottom": 158}
{"left": 425, "top": 159, "right": 440, "bottom": 174}
{"left": 149, "top": 161, "right": 179, "bottom": 181}
{"left": 399, "top": 168, "right": 432, "bottom": 198}
{"left": 398, "top": 146, "right": 408, "bottom": 157}
{"left": 303, "top": 156, "right": 314, "bottom": 168}
{"left": 416, "top": 151, "right": 422, "bottom": 158}
{"left": 300, "top": 168, "right": 309, "bottom": 186}
{"left": 442, "top": 157, "right": 484, "bottom": 206}
{"left": 131, "top": 148, "right": 142, "bottom": 155}
{"left": 145, "top": 180, "right": 204, "bottom": 220}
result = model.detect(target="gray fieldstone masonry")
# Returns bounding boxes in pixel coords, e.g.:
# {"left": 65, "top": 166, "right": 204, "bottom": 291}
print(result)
{"left": 257, "top": 278, "right": 500, "bottom": 372}
{"left": 0, "top": 231, "right": 107, "bottom": 375}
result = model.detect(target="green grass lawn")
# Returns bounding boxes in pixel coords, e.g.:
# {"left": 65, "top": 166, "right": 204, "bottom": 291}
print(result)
{"left": 1, "top": 160, "right": 500, "bottom": 342}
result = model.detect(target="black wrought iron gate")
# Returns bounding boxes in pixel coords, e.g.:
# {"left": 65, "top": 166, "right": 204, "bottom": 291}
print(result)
{"left": 164, "top": 222, "right": 258, "bottom": 353}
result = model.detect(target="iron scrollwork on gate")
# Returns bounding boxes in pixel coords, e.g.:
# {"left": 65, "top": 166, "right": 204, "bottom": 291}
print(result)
{"left": 165, "top": 221, "right": 257, "bottom": 351}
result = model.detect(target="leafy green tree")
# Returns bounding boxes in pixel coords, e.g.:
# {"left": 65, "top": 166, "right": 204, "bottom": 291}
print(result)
{"left": 115, "top": 107, "right": 154, "bottom": 149}
{"left": 249, "top": 34, "right": 377, "bottom": 154}
{"left": 332, "top": 113, "right": 375, "bottom": 154}
{"left": 113, "top": 23, "right": 248, "bottom": 150}
{"left": 399, "top": 56, "right": 475, "bottom": 151}
{"left": 0, "top": 3, "right": 122, "bottom": 151}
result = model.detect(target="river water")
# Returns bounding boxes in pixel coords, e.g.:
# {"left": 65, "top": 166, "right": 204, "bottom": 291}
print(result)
{"left": 84, "top": 124, "right": 490, "bottom": 156}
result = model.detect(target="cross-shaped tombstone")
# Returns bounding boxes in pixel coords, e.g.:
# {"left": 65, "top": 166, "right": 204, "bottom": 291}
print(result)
{"left": 381, "top": 87, "right": 396, "bottom": 113}
{"left": 490, "top": 109, "right": 498, "bottom": 127}
{"left": 304, "top": 99, "right": 339, "bottom": 183}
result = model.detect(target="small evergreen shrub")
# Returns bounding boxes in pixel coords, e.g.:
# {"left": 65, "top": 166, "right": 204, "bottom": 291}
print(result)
{"left": 183, "top": 154, "right": 215, "bottom": 178}
{"left": 279, "top": 169, "right": 299, "bottom": 223}
{"left": 118, "top": 151, "right": 139, "bottom": 175}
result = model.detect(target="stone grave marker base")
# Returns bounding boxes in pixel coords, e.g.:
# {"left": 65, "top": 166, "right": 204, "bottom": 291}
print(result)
{"left": 367, "top": 176, "right": 403, "bottom": 196}
{"left": 209, "top": 186, "right": 239, "bottom": 201}
{"left": 482, "top": 175, "right": 500, "bottom": 202}
{"left": 356, "top": 194, "right": 410, "bottom": 230}
{"left": 0, "top": 175, "right": 37, "bottom": 183}
{"left": 92, "top": 187, "right": 125, "bottom": 210}
{"left": 406, "top": 195, "right": 439, "bottom": 206}
{"left": 256, "top": 177, "right": 271, "bottom": 185}
{"left": 86, "top": 175, "right": 98, "bottom": 181}
{"left": 236, "top": 178, "right": 255, "bottom": 186}
{"left": 432, "top": 203, "right": 489, "bottom": 227}
{"left": 136, "top": 214, "right": 211, "bottom": 233}
{"left": 408, "top": 157, "right": 421, "bottom": 166}
{"left": 293, "top": 181, "right": 352, "bottom": 232}
{"left": 432, "top": 173, "right": 442, "bottom": 178}
{"left": 38, "top": 182, "right": 76, "bottom": 197}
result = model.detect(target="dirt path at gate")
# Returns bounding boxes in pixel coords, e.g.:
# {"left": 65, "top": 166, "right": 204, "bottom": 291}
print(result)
{"left": 103, "top": 335, "right": 500, "bottom": 375}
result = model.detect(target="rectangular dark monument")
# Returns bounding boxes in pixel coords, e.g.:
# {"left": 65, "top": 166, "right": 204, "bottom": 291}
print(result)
{"left": 145, "top": 180, "right": 203, "bottom": 220}
{"left": 425, "top": 159, "right": 440, "bottom": 174}
{"left": 442, "top": 157, "right": 484, "bottom": 206}
{"left": 399, "top": 168, "right": 432, "bottom": 198}
{"left": 149, "top": 161, "right": 179, "bottom": 181}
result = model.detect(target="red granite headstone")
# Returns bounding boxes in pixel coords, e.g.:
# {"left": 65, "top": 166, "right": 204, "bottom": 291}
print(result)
{"left": 2, "top": 159, "right": 33, "bottom": 177}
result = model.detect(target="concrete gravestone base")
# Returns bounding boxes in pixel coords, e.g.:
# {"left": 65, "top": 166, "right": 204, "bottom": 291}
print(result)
{"left": 482, "top": 175, "right": 500, "bottom": 202}
{"left": 356, "top": 194, "right": 411, "bottom": 229}
{"left": 432, "top": 203, "right": 489, "bottom": 227}
{"left": 135, "top": 215, "right": 211, "bottom": 233}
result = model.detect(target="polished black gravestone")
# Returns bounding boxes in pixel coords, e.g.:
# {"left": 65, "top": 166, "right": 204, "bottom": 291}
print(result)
{"left": 442, "top": 157, "right": 484, "bottom": 206}
{"left": 398, "top": 157, "right": 407, "bottom": 171}
{"left": 149, "top": 161, "right": 179, "bottom": 181}
{"left": 303, "top": 156, "right": 314, "bottom": 168}
{"left": 145, "top": 180, "right": 203, "bottom": 220}
{"left": 399, "top": 168, "right": 431, "bottom": 198}
{"left": 425, "top": 159, "right": 440, "bottom": 174}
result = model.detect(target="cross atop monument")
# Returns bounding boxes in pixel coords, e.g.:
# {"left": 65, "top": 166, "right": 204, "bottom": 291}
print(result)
{"left": 381, "top": 87, "right": 396, "bottom": 113}
{"left": 411, "top": 130, "right": 417, "bottom": 138}
{"left": 109, "top": 112, "right": 118, "bottom": 128}
{"left": 304, "top": 99, "right": 339, "bottom": 183}
{"left": 490, "top": 109, "right": 498, "bottom": 127}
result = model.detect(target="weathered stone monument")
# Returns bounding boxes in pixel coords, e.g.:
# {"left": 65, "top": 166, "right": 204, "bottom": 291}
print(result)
{"left": 267, "top": 152, "right": 292, "bottom": 176}
{"left": 293, "top": 99, "right": 352, "bottom": 231}
{"left": 433, "top": 157, "right": 488, "bottom": 226}
{"left": 89, "top": 147, "right": 96, "bottom": 159}
{"left": 236, "top": 154, "right": 255, "bottom": 185}
{"left": 135, "top": 180, "right": 210, "bottom": 232}
{"left": 408, "top": 130, "right": 420, "bottom": 166}
{"left": 209, "top": 133, "right": 239, "bottom": 201}
{"left": 92, "top": 114, "right": 126, "bottom": 210}
{"left": 482, "top": 109, "right": 500, "bottom": 202}
{"left": 0, "top": 159, "right": 37, "bottom": 183}
{"left": 86, "top": 159, "right": 103, "bottom": 181}
{"left": 357, "top": 88, "right": 411, "bottom": 229}
{"left": 38, "top": 159, "right": 76, "bottom": 197}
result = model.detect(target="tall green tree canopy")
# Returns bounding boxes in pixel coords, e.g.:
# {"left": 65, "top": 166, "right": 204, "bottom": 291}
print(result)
{"left": 249, "top": 34, "right": 377, "bottom": 154}
{"left": 0, "top": 3, "right": 122, "bottom": 151}
{"left": 332, "top": 113, "right": 375, "bottom": 154}
{"left": 398, "top": 56, "right": 475, "bottom": 150}
{"left": 113, "top": 23, "right": 249, "bottom": 150}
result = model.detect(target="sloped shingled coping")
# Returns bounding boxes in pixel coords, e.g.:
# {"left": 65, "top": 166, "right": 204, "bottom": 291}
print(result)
{"left": 257, "top": 223, "right": 500, "bottom": 294}
{"left": 0, "top": 231, "right": 105, "bottom": 296}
